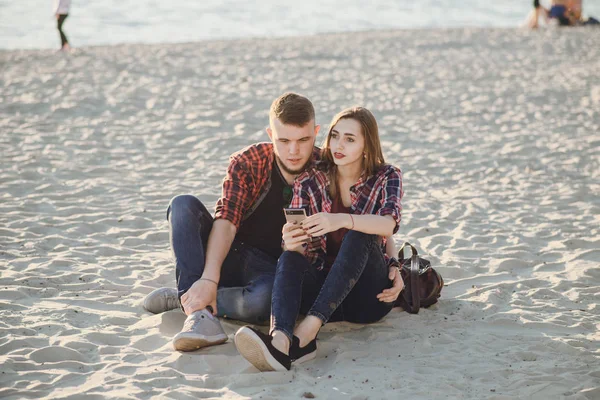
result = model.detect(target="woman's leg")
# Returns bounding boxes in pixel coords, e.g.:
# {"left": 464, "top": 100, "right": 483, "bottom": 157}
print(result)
{"left": 270, "top": 251, "right": 313, "bottom": 352}
{"left": 338, "top": 239, "right": 395, "bottom": 324}
{"left": 306, "top": 231, "right": 381, "bottom": 323}
{"left": 234, "top": 251, "right": 316, "bottom": 371}
{"left": 294, "top": 231, "right": 393, "bottom": 346}
{"left": 57, "top": 14, "right": 69, "bottom": 48}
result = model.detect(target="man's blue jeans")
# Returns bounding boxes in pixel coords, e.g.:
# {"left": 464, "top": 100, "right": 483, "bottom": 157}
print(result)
{"left": 167, "top": 194, "right": 275, "bottom": 325}
{"left": 271, "top": 231, "right": 395, "bottom": 340}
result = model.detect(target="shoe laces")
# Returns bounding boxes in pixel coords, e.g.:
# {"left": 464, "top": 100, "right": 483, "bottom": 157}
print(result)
{"left": 183, "top": 311, "right": 209, "bottom": 331}
{"left": 166, "top": 293, "right": 180, "bottom": 309}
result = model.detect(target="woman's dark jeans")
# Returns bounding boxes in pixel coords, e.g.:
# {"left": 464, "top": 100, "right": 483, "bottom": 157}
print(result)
{"left": 168, "top": 194, "right": 276, "bottom": 325}
{"left": 271, "top": 231, "right": 395, "bottom": 341}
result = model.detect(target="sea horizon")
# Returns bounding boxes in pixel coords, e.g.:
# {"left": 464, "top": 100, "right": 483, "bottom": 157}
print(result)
{"left": 2, "top": 0, "right": 599, "bottom": 50}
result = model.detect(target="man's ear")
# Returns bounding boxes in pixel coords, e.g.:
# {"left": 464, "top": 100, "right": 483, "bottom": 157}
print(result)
{"left": 314, "top": 124, "right": 321, "bottom": 136}
{"left": 266, "top": 127, "right": 273, "bottom": 141}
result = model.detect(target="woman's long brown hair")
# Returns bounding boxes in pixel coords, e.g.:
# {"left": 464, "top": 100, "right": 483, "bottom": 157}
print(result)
{"left": 321, "top": 107, "right": 385, "bottom": 199}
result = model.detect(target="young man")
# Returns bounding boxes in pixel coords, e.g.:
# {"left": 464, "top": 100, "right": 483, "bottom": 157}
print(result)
{"left": 144, "top": 93, "right": 321, "bottom": 352}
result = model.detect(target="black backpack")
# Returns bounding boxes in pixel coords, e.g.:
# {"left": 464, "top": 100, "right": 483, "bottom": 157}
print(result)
{"left": 393, "top": 242, "right": 444, "bottom": 314}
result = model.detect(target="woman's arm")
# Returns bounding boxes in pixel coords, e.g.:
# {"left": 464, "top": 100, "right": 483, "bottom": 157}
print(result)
{"left": 303, "top": 166, "right": 403, "bottom": 238}
{"left": 344, "top": 213, "right": 396, "bottom": 237}
{"left": 302, "top": 213, "right": 395, "bottom": 238}
{"left": 385, "top": 236, "right": 397, "bottom": 258}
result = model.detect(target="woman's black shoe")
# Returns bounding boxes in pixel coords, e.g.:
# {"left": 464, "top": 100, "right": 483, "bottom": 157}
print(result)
{"left": 234, "top": 326, "right": 291, "bottom": 372}
{"left": 290, "top": 335, "right": 317, "bottom": 364}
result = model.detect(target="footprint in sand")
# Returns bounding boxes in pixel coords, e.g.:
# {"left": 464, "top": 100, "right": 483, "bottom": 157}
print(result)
{"left": 159, "top": 310, "right": 187, "bottom": 336}
{"left": 29, "top": 346, "right": 87, "bottom": 363}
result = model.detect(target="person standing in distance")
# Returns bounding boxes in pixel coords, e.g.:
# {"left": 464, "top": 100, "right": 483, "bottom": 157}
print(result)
{"left": 54, "top": 0, "right": 71, "bottom": 51}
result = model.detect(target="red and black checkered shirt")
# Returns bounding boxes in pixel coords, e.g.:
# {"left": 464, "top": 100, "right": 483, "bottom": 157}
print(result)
{"left": 290, "top": 163, "right": 403, "bottom": 270}
{"left": 215, "top": 142, "right": 320, "bottom": 229}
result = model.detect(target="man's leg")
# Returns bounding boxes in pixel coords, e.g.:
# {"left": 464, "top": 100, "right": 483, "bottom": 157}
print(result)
{"left": 167, "top": 194, "right": 215, "bottom": 299}
{"left": 216, "top": 243, "right": 277, "bottom": 325}
{"left": 144, "top": 194, "right": 215, "bottom": 314}
{"left": 147, "top": 194, "right": 275, "bottom": 323}
{"left": 166, "top": 194, "right": 232, "bottom": 351}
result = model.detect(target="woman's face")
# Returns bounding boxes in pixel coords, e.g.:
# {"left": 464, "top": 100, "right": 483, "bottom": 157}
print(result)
{"left": 328, "top": 118, "right": 365, "bottom": 169}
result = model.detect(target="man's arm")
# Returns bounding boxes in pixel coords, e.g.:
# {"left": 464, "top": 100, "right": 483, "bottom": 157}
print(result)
{"left": 180, "top": 219, "right": 236, "bottom": 316}
{"left": 203, "top": 219, "right": 237, "bottom": 282}
{"left": 181, "top": 150, "right": 254, "bottom": 316}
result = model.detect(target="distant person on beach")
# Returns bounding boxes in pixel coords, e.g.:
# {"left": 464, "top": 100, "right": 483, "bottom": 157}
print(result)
{"left": 527, "top": 0, "right": 599, "bottom": 28}
{"left": 54, "top": 0, "right": 71, "bottom": 51}
{"left": 143, "top": 93, "right": 321, "bottom": 352}
{"left": 233, "top": 106, "right": 405, "bottom": 371}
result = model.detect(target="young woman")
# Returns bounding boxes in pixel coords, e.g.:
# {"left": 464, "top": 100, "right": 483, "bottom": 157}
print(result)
{"left": 234, "top": 107, "right": 404, "bottom": 371}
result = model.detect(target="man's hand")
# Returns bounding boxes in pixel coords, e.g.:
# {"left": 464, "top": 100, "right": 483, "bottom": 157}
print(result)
{"left": 377, "top": 266, "right": 404, "bottom": 303}
{"left": 302, "top": 212, "right": 349, "bottom": 237}
{"left": 181, "top": 279, "right": 218, "bottom": 316}
{"left": 282, "top": 222, "right": 310, "bottom": 253}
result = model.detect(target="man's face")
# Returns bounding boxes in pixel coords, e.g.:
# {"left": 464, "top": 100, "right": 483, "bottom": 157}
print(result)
{"left": 267, "top": 118, "right": 320, "bottom": 176}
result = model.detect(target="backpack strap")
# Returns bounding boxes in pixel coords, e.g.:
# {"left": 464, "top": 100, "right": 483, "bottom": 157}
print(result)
{"left": 398, "top": 242, "right": 422, "bottom": 314}
{"left": 398, "top": 242, "right": 418, "bottom": 259}
{"left": 409, "top": 253, "right": 421, "bottom": 314}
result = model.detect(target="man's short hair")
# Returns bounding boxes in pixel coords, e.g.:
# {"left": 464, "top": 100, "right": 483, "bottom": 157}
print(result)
{"left": 269, "top": 92, "right": 315, "bottom": 127}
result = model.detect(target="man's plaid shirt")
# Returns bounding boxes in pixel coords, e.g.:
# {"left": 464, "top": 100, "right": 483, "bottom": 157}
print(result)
{"left": 290, "top": 163, "right": 403, "bottom": 270}
{"left": 215, "top": 142, "right": 320, "bottom": 229}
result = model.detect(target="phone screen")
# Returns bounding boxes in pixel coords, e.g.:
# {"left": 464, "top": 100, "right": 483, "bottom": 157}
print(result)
{"left": 284, "top": 208, "right": 307, "bottom": 224}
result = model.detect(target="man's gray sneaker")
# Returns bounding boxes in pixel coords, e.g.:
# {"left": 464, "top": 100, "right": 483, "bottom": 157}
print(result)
{"left": 143, "top": 287, "right": 180, "bottom": 314}
{"left": 172, "top": 309, "right": 228, "bottom": 351}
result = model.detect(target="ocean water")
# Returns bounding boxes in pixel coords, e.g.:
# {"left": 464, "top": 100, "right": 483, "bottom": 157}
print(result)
{"left": 1, "top": 0, "right": 599, "bottom": 49}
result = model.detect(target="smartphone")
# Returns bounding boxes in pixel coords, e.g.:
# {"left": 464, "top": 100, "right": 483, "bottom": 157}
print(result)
{"left": 284, "top": 208, "right": 307, "bottom": 224}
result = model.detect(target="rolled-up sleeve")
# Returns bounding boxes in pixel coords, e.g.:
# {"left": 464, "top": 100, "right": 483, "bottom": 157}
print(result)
{"left": 214, "top": 157, "right": 253, "bottom": 230}
{"left": 376, "top": 167, "right": 403, "bottom": 234}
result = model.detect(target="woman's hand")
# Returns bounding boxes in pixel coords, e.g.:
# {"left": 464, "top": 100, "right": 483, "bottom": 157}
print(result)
{"left": 377, "top": 265, "right": 404, "bottom": 303}
{"left": 282, "top": 222, "right": 310, "bottom": 253}
{"left": 302, "top": 212, "right": 350, "bottom": 237}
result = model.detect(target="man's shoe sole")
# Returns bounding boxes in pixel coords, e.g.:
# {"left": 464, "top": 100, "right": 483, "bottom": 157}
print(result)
{"left": 172, "top": 332, "right": 227, "bottom": 352}
{"left": 234, "top": 327, "right": 288, "bottom": 372}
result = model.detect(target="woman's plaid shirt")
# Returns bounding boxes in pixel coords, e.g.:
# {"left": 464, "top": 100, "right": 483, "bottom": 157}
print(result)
{"left": 290, "top": 163, "right": 403, "bottom": 270}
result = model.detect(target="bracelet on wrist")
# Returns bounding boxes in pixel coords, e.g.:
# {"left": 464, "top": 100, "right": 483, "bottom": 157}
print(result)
{"left": 199, "top": 278, "right": 218, "bottom": 286}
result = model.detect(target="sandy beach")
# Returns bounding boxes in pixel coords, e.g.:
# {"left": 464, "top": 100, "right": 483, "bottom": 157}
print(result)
{"left": 1, "top": 27, "right": 599, "bottom": 399}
